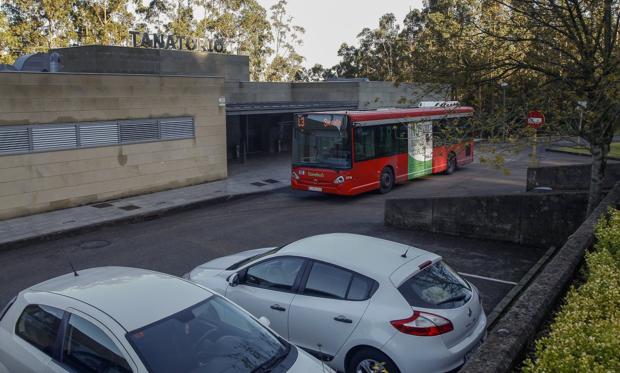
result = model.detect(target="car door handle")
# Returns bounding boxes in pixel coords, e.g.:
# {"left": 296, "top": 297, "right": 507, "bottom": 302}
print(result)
{"left": 270, "top": 304, "right": 286, "bottom": 311}
{"left": 334, "top": 315, "right": 353, "bottom": 324}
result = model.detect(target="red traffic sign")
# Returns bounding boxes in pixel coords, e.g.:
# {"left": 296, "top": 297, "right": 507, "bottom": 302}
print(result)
{"left": 527, "top": 111, "right": 545, "bottom": 129}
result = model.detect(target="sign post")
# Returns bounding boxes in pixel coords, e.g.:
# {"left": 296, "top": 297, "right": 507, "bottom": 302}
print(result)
{"left": 527, "top": 111, "right": 545, "bottom": 165}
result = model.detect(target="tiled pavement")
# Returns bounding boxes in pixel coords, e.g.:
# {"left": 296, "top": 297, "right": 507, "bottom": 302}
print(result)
{"left": 0, "top": 154, "right": 291, "bottom": 249}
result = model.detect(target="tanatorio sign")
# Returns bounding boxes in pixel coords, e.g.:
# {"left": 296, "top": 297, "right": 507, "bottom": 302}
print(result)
{"left": 129, "top": 31, "right": 225, "bottom": 53}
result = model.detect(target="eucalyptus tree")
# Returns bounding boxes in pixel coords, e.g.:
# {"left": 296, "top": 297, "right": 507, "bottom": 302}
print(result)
{"left": 264, "top": 0, "right": 304, "bottom": 82}
{"left": 74, "top": 0, "right": 135, "bottom": 46}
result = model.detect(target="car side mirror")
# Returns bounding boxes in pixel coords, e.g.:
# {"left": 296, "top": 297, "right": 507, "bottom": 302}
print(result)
{"left": 228, "top": 273, "right": 239, "bottom": 287}
{"left": 258, "top": 316, "right": 271, "bottom": 328}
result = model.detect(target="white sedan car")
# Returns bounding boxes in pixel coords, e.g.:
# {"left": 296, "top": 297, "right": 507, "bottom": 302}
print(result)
{"left": 186, "top": 233, "right": 487, "bottom": 373}
{"left": 0, "top": 266, "right": 333, "bottom": 373}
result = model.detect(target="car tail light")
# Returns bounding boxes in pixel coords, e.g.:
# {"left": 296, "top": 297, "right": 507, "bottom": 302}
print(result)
{"left": 391, "top": 311, "right": 453, "bottom": 336}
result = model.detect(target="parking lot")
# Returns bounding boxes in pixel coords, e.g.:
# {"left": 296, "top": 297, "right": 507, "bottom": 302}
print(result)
{"left": 0, "top": 150, "right": 586, "bottom": 314}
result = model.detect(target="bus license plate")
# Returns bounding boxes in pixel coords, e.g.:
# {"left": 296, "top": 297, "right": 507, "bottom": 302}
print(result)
{"left": 308, "top": 186, "right": 322, "bottom": 192}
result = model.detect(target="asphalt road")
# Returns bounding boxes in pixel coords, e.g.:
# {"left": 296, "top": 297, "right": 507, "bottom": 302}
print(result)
{"left": 0, "top": 149, "right": 588, "bottom": 314}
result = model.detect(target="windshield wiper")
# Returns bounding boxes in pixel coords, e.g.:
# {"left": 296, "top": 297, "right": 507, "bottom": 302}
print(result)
{"left": 251, "top": 346, "right": 289, "bottom": 373}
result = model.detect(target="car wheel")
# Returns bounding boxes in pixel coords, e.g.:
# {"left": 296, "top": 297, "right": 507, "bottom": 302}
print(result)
{"left": 379, "top": 167, "right": 394, "bottom": 194}
{"left": 445, "top": 153, "right": 457, "bottom": 175}
{"left": 348, "top": 348, "right": 400, "bottom": 373}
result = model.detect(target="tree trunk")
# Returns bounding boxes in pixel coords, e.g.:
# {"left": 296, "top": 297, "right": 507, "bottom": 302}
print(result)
{"left": 587, "top": 142, "right": 607, "bottom": 214}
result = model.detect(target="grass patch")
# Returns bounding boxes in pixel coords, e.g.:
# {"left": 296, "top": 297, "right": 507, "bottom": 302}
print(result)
{"left": 554, "top": 142, "right": 620, "bottom": 158}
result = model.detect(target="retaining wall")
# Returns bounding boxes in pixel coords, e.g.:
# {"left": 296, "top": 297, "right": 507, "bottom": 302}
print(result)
{"left": 460, "top": 182, "right": 620, "bottom": 372}
{"left": 385, "top": 192, "right": 589, "bottom": 248}
{"left": 526, "top": 162, "right": 620, "bottom": 191}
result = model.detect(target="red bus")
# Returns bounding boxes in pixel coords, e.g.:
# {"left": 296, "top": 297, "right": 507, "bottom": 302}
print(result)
{"left": 291, "top": 103, "right": 474, "bottom": 195}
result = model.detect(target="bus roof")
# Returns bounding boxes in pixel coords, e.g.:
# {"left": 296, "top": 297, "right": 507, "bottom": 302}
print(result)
{"left": 304, "top": 106, "right": 474, "bottom": 123}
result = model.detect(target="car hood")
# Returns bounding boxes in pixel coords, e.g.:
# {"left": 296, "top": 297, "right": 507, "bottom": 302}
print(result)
{"left": 194, "top": 247, "right": 276, "bottom": 271}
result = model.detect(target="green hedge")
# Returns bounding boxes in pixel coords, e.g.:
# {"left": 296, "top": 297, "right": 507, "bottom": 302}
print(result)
{"left": 523, "top": 208, "right": 620, "bottom": 373}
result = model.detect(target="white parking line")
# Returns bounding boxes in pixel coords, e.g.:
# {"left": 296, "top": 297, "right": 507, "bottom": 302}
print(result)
{"left": 458, "top": 272, "right": 518, "bottom": 285}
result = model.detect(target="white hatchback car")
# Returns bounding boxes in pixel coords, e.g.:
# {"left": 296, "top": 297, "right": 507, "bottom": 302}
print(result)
{"left": 186, "top": 234, "right": 487, "bottom": 373}
{"left": 0, "top": 266, "right": 333, "bottom": 373}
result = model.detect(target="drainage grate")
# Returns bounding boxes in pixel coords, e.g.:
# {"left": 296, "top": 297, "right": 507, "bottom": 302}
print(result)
{"left": 263, "top": 179, "right": 280, "bottom": 184}
{"left": 251, "top": 182, "right": 266, "bottom": 187}
{"left": 92, "top": 202, "right": 113, "bottom": 209}
{"left": 118, "top": 204, "right": 141, "bottom": 211}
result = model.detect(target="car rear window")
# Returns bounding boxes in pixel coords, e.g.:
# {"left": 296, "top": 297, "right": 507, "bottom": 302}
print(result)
{"left": 398, "top": 261, "right": 472, "bottom": 309}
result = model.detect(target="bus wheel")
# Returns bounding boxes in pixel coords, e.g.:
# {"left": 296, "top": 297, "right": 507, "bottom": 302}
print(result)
{"left": 379, "top": 167, "right": 394, "bottom": 194}
{"left": 446, "top": 154, "right": 457, "bottom": 175}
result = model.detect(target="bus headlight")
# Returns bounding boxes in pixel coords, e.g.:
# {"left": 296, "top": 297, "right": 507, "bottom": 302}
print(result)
{"left": 334, "top": 176, "right": 345, "bottom": 184}
{"left": 292, "top": 171, "right": 300, "bottom": 180}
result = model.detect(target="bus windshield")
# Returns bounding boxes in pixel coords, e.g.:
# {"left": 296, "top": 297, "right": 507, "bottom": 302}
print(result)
{"left": 292, "top": 114, "right": 351, "bottom": 169}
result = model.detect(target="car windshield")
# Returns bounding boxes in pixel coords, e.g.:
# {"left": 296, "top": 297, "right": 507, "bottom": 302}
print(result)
{"left": 127, "top": 295, "right": 289, "bottom": 373}
{"left": 293, "top": 114, "right": 351, "bottom": 169}
{"left": 398, "top": 261, "right": 472, "bottom": 309}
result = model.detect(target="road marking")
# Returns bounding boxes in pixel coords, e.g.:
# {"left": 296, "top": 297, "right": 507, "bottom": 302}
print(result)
{"left": 458, "top": 272, "right": 518, "bottom": 285}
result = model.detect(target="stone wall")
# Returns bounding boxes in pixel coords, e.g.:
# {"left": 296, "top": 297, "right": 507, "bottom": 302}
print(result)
{"left": 0, "top": 71, "right": 226, "bottom": 219}
{"left": 527, "top": 162, "right": 620, "bottom": 191}
{"left": 385, "top": 192, "right": 589, "bottom": 248}
{"left": 461, "top": 182, "right": 620, "bottom": 373}
{"left": 53, "top": 46, "right": 250, "bottom": 81}
{"left": 358, "top": 81, "right": 449, "bottom": 109}
{"left": 225, "top": 80, "right": 450, "bottom": 108}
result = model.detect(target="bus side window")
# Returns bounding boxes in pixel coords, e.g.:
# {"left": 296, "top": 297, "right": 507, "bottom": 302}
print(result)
{"left": 398, "top": 124, "right": 408, "bottom": 153}
{"left": 355, "top": 127, "right": 375, "bottom": 161}
{"left": 433, "top": 120, "right": 447, "bottom": 146}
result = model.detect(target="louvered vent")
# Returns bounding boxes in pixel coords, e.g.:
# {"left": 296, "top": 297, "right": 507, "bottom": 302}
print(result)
{"left": 160, "top": 117, "right": 195, "bottom": 140}
{"left": 0, "top": 128, "right": 30, "bottom": 155}
{"left": 32, "top": 126, "right": 77, "bottom": 151}
{"left": 0, "top": 117, "right": 194, "bottom": 156}
{"left": 120, "top": 120, "right": 159, "bottom": 143}
{"left": 79, "top": 122, "right": 119, "bottom": 147}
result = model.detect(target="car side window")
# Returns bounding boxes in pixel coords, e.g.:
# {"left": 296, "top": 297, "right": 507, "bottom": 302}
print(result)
{"left": 347, "top": 275, "right": 374, "bottom": 301}
{"left": 62, "top": 314, "right": 132, "bottom": 373}
{"left": 15, "top": 304, "right": 63, "bottom": 356}
{"left": 244, "top": 257, "right": 304, "bottom": 291}
{"left": 303, "top": 262, "right": 352, "bottom": 299}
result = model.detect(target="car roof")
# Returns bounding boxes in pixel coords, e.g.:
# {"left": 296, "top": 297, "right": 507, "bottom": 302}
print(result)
{"left": 28, "top": 266, "right": 212, "bottom": 331}
{"left": 278, "top": 234, "right": 433, "bottom": 280}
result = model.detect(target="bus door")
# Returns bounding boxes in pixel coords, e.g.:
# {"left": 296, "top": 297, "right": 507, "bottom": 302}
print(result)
{"left": 407, "top": 121, "right": 433, "bottom": 179}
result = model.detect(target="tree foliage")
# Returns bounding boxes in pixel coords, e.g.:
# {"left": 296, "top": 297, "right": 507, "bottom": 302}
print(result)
{"left": 0, "top": 0, "right": 301, "bottom": 81}
{"left": 329, "top": 0, "right": 620, "bottom": 212}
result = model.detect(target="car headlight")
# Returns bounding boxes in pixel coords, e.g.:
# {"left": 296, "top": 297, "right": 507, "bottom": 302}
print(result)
{"left": 292, "top": 171, "right": 300, "bottom": 180}
{"left": 333, "top": 176, "right": 345, "bottom": 184}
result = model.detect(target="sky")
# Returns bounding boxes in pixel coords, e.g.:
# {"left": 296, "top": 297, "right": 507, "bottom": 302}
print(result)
{"left": 258, "top": 0, "right": 424, "bottom": 68}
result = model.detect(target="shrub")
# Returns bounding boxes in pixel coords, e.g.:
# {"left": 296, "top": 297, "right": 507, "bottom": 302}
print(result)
{"left": 523, "top": 208, "right": 620, "bottom": 373}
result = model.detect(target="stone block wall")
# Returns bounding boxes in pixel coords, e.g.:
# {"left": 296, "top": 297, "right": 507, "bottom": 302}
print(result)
{"left": 0, "top": 71, "right": 226, "bottom": 219}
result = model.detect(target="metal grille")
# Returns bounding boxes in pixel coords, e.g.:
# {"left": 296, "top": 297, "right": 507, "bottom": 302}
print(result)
{"left": 160, "top": 117, "right": 194, "bottom": 139}
{"left": 120, "top": 120, "right": 159, "bottom": 143}
{"left": 0, "top": 117, "right": 194, "bottom": 156}
{"left": 32, "top": 126, "right": 77, "bottom": 151}
{"left": 79, "top": 122, "right": 119, "bottom": 147}
{"left": 0, "top": 128, "right": 30, "bottom": 155}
